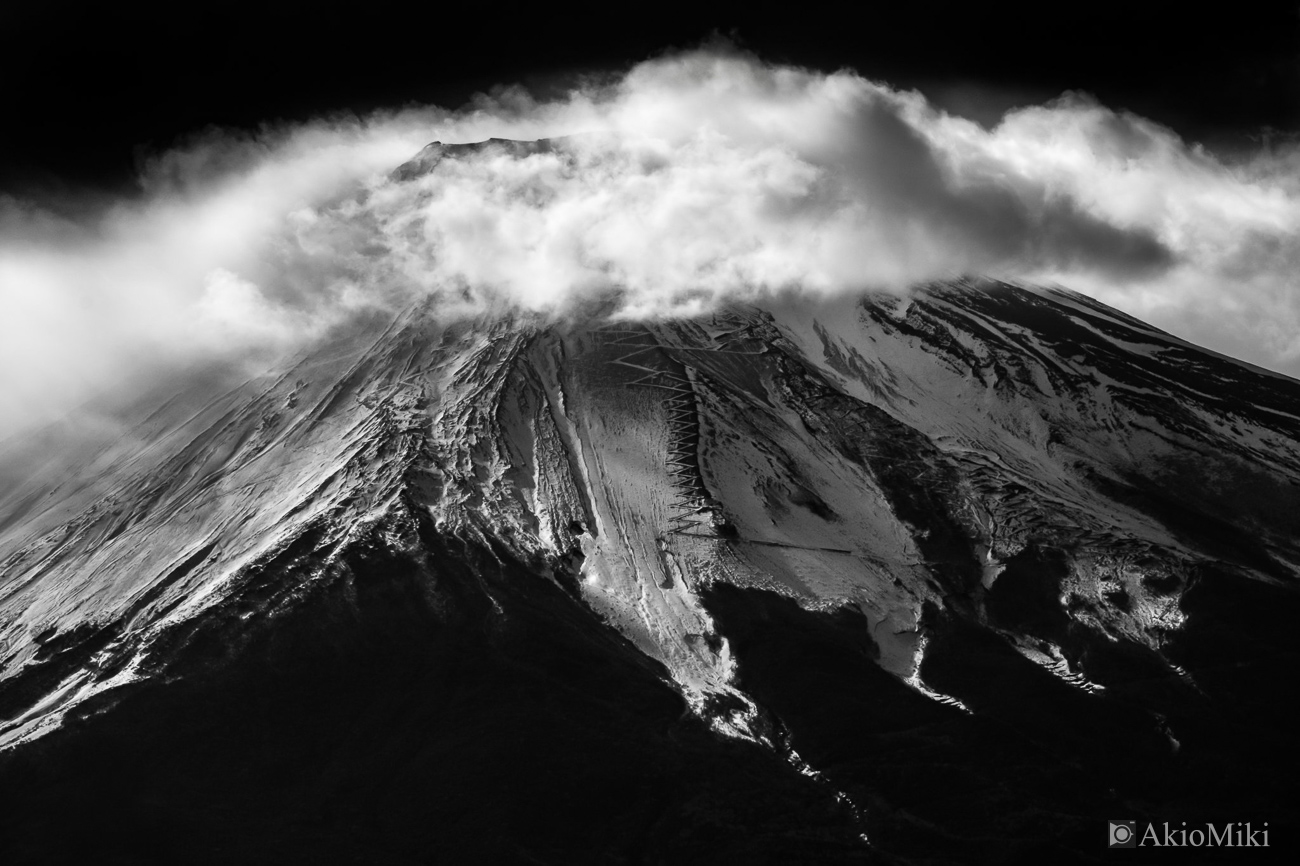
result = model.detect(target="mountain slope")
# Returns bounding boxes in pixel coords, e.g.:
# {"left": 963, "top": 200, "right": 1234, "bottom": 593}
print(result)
{"left": 1, "top": 279, "right": 1297, "bottom": 862}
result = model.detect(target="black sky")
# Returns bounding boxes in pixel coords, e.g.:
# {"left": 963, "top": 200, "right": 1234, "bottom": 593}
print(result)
{"left": 2, "top": 1, "right": 1297, "bottom": 196}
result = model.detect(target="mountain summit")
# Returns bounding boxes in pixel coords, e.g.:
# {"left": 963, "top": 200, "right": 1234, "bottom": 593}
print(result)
{"left": 1, "top": 163, "right": 1298, "bottom": 861}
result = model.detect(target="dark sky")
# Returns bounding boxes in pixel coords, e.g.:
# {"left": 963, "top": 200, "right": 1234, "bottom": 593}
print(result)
{"left": 2, "top": 1, "right": 1297, "bottom": 195}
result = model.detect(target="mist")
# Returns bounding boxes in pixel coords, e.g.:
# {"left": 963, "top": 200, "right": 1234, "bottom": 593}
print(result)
{"left": 3, "top": 44, "right": 1299, "bottom": 446}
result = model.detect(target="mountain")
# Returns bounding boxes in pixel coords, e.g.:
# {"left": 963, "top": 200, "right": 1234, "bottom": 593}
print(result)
{"left": 2, "top": 197, "right": 1299, "bottom": 859}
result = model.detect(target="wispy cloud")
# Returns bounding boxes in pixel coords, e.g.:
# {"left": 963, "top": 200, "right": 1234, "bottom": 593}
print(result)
{"left": 2, "top": 44, "right": 1298, "bottom": 442}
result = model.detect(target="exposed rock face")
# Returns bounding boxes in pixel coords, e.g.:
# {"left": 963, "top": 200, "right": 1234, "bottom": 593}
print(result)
{"left": 1, "top": 279, "right": 1297, "bottom": 862}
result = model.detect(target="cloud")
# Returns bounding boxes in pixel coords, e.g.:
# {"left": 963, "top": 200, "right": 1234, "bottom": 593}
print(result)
{"left": 0, "top": 112, "right": 449, "bottom": 442}
{"left": 2, "top": 44, "right": 1299, "bottom": 446}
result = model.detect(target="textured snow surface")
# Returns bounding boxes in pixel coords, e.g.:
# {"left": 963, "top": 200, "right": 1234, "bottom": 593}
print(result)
{"left": 3, "top": 280, "right": 1298, "bottom": 747}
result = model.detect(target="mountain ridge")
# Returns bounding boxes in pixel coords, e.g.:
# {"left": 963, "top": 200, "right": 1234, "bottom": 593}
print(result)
{"left": 1, "top": 278, "right": 1297, "bottom": 862}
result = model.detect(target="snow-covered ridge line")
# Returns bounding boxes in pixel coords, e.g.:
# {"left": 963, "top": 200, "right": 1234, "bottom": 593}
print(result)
{"left": 3, "top": 281, "right": 1297, "bottom": 754}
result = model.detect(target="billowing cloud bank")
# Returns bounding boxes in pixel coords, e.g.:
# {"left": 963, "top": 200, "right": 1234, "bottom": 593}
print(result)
{"left": 2, "top": 45, "right": 1299, "bottom": 441}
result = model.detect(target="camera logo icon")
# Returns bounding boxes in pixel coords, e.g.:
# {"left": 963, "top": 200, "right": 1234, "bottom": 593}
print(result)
{"left": 1109, "top": 820, "right": 1137, "bottom": 848}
